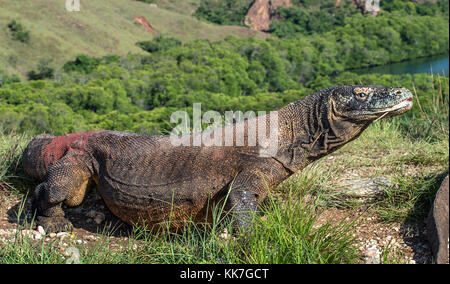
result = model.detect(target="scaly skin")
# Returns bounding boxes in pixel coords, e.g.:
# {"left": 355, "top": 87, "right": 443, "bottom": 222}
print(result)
{"left": 22, "top": 85, "right": 413, "bottom": 232}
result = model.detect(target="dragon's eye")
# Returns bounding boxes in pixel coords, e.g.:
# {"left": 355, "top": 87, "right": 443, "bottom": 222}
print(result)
{"left": 356, "top": 93, "right": 367, "bottom": 100}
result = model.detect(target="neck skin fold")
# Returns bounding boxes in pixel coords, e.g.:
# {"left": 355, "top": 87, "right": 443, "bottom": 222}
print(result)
{"left": 273, "top": 93, "right": 369, "bottom": 173}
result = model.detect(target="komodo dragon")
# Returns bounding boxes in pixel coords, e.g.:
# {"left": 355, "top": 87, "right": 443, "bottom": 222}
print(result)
{"left": 22, "top": 85, "right": 413, "bottom": 232}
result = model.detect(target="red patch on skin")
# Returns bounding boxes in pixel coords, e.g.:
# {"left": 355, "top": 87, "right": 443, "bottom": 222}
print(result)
{"left": 41, "top": 130, "right": 105, "bottom": 169}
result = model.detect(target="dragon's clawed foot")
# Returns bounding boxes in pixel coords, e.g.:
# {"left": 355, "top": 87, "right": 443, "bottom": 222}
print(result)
{"left": 36, "top": 216, "right": 72, "bottom": 233}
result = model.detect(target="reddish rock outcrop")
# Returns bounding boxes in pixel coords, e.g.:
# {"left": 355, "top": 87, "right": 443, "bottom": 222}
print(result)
{"left": 245, "top": 0, "right": 292, "bottom": 31}
{"left": 134, "top": 16, "right": 155, "bottom": 33}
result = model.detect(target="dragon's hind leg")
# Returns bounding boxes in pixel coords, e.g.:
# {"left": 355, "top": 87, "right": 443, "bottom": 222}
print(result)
{"left": 32, "top": 153, "right": 93, "bottom": 232}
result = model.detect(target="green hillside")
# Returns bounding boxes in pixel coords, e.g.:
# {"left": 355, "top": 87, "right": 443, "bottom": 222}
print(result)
{"left": 153, "top": 0, "right": 202, "bottom": 15}
{"left": 0, "top": 0, "right": 265, "bottom": 77}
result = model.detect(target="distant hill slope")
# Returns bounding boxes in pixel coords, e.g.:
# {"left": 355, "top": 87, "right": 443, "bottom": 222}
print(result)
{"left": 153, "top": 0, "right": 202, "bottom": 15}
{"left": 0, "top": 0, "right": 266, "bottom": 77}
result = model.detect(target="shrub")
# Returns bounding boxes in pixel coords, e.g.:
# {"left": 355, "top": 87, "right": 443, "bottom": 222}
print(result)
{"left": 27, "top": 59, "right": 54, "bottom": 81}
{"left": 63, "top": 55, "right": 101, "bottom": 74}
{"left": 136, "top": 0, "right": 155, "bottom": 3}
{"left": 193, "top": 0, "right": 253, "bottom": 26}
{"left": 136, "top": 36, "right": 182, "bottom": 53}
{"left": 7, "top": 20, "right": 30, "bottom": 43}
{"left": 0, "top": 70, "right": 20, "bottom": 86}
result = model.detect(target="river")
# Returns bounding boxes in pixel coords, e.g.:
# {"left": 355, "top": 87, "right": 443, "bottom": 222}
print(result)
{"left": 352, "top": 54, "right": 449, "bottom": 76}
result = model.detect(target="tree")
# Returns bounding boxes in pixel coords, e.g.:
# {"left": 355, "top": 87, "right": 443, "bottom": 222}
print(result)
{"left": 27, "top": 59, "right": 54, "bottom": 80}
{"left": 136, "top": 36, "right": 182, "bottom": 53}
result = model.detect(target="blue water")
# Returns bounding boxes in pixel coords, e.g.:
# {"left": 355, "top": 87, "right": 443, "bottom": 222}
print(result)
{"left": 352, "top": 54, "right": 449, "bottom": 76}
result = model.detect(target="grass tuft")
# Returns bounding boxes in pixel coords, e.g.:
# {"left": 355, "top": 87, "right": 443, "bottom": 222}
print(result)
{"left": 0, "top": 131, "right": 32, "bottom": 195}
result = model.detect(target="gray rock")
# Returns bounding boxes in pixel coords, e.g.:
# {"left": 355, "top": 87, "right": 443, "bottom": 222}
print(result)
{"left": 365, "top": 244, "right": 381, "bottom": 264}
{"left": 427, "top": 174, "right": 449, "bottom": 264}
{"left": 342, "top": 177, "right": 392, "bottom": 197}
{"left": 37, "top": 226, "right": 46, "bottom": 236}
{"left": 56, "top": 232, "right": 70, "bottom": 238}
{"left": 33, "top": 232, "right": 42, "bottom": 240}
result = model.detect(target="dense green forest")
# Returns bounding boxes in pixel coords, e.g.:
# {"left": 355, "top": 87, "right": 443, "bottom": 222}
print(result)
{"left": 269, "top": 0, "right": 448, "bottom": 38}
{"left": 0, "top": 37, "right": 448, "bottom": 136}
{"left": 0, "top": 0, "right": 448, "bottom": 136}
{"left": 194, "top": 0, "right": 449, "bottom": 65}
{"left": 194, "top": 0, "right": 449, "bottom": 29}
{"left": 193, "top": 0, "right": 254, "bottom": 25}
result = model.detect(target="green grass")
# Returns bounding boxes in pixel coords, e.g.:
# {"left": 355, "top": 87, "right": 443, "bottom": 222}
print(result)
{"left": 238, "top": 191, "right": 359, "bottom": 264}
{"left": 0, "top": 131, "right": 31, "bottom": 195}
{"left": 153, "top": 0, "right": 202, "bottom": 16}
{"left": 0, "top": 186, "right": 359, "bottom": 264}
{"left": 0, "top": 0, "right": 265, "bottom": 78}
{"left": 375, "top": 173, "right": 444, "bottom": 223}
{"left": 299, "top": 75, "right": 449, "bottom": 224}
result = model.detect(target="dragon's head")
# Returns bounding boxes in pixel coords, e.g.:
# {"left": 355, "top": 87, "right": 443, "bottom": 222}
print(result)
{"left": 328, "top": 85, "right": 413, "bottom": 121}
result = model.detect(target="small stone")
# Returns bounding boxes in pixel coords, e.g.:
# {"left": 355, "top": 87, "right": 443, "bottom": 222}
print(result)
{"left": 34, "top": 233, "right": 42, "bottom": 240}
{"left": 21, "top": 230, "right": 33, "bottom": 237}
{"left": 49, "top": 233, "right": 56, "bottom": 238}
{"left": 37, "top": 226, "right": 46, "bottom": 235}
{"left": 57, "top": 232, "right": 70, "bottom": 238}
{"left": 85, "top": 235, "right": 97, "bottom": 241}
{"left": 219, "top": 229, "right": 231, "bottom": 240}
{"left": 365, "top": 245, "right": 381, "bottom": 264}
